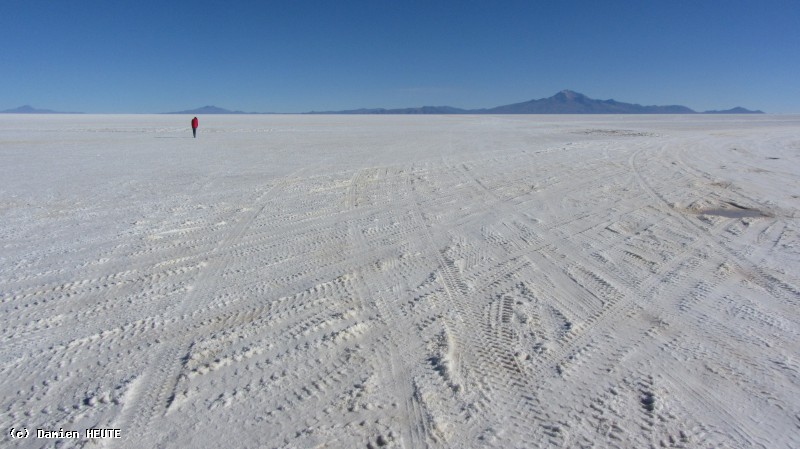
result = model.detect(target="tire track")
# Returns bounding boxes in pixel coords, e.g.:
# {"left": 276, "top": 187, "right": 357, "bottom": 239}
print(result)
{"left": 437, "top": 147, "right": 775, "bottom": 446}
{"left": 631, "top": 147, "right": 798, "bottom": 304}
{"left": 404, "top": 165, "right": 554, "bottom": 447}
{"left": 346, "top": 167, "right": 441, "bottom": 449}
{"left": 116, "top": 169, "right": 305, "bottom": 446}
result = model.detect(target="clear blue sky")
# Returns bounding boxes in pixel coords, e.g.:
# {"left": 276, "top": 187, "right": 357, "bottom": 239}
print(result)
{"left": 2, "top": 0, "right": 798, "bottom": 113}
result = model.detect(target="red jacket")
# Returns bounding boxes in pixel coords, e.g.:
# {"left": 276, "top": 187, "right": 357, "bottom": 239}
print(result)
{"left": 191, "top": 117, "right": 199, "bottom": 129}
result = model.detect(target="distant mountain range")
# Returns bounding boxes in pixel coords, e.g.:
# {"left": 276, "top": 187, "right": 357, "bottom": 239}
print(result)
{"left": 306, "top": 90, "right": 763, "bottom": 115}
{"left": 0, "top": 105, "right": 82, "bottom": 114}
{"left": 3, "top": 91, "right": 764, "bottom": 115}
{"left": 165, "top": 105, "right": 260, "bottom": 115}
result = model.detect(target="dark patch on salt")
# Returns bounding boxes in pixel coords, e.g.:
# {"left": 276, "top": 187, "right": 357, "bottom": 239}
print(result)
{"left": 640, "top": 392, "right": 656, "bottom": 413}
{"left": 700, "top": 209, "right": 765, "bottom": 218}
{"left": 699, "top": 201, "right": 769, "bottom": 218}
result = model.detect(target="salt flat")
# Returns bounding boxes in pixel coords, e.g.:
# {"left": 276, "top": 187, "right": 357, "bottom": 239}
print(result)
{"left": 1, "top": 114, "right": 799, "bottom": 448}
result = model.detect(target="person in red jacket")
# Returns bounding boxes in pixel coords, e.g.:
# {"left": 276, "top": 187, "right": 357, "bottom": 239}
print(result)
{"left": 191, "top": 116, "right": 199, "bottom": 138}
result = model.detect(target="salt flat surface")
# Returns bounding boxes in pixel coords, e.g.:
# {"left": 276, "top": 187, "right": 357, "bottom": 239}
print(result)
{"left": 2, "top": 114, "right": 799, "bottom": 448}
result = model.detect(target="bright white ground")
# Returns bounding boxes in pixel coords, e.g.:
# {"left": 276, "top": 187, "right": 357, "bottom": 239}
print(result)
{"left": 1, "top": 115, "right": 799, "bottom": 448}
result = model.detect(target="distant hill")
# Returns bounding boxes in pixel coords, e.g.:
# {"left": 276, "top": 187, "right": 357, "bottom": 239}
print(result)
{"left": 310, "top": 90, "right": 762, "bottom": 115}
{"left": 703, "top": 107, "right": 764, "bottom": 114}
{"left": 1, "top": 105, "right": 81, "bottom": 114}
{"left": 166, "top": 105, "right": 256, "bottom": 114}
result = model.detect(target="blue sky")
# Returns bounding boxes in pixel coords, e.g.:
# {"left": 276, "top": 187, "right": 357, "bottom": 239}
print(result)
{"left": 2, "top": 0, "right": 798, "bottom": 113}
